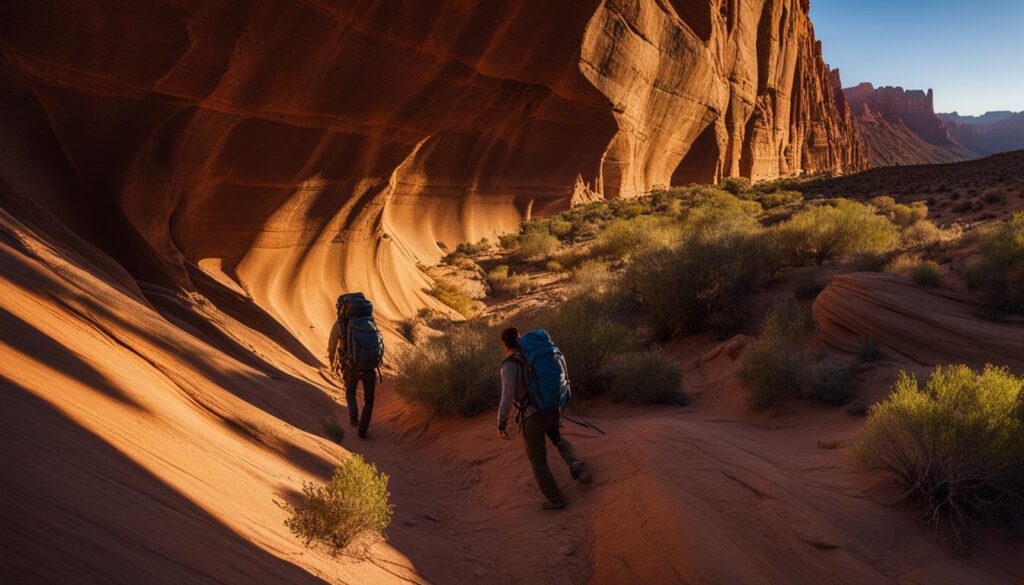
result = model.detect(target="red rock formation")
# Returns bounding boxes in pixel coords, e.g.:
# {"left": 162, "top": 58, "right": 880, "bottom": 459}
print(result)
{"left": 940, "top": 111, "right": 1024, "bottom": 155}
{"left": 0, "top": 0, "right": 864, "bottom": 352}
{"left": 844, "top": 82, "right": 975, "bottom": 166}
{"left": 814, "top": 272, "right": 1024, "bottom": 370}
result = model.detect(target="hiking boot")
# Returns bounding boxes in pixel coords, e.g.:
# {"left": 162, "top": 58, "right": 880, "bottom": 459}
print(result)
{"left": 358, "top": 429, "right": 368, "bottom": 439}
{"left": 541, "top": 500, "right": 566, "bottom": 511}
{"left": 571, "top": 461, "right": 592, "bottom": 484}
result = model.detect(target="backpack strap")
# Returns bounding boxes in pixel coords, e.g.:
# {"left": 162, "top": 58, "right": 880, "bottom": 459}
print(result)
{"left": 502, "top": 353, "right": 534, "bottom": 428}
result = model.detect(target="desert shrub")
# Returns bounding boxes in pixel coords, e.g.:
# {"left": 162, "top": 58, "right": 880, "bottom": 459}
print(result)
{"left": 568, "top": 260, "right": 623, "bottom": 303}
{"left": 856, "top": 337, "right": 887, "bottom": 362}
{"left": 911, "top": 261, "right": 942, "bottom": 287}
{"left": 608, "top": 351, "right": 685, "bottom": 405}
{"left": 517, "top": 230, "right": 559, "bottom": 259}
{"left": 890, "top": 201, "right": 929, "bottom": 228}
{"left": 591, "top": 215, "right": 681, "bottom": 260}
{"left": 771, "top": 199, "right": 899, "bottom": 266}
{"left": 284, "top": 455, "right": 393, "bottom": 555}
{"left": 800, "top": 355, "right": 855, "bottom": 405}
{"left": 395, "top": 320, "right": 499, "bottom": 416}
{"left": 545, "top": 260, "right": 564, "bottom": 272}
{"left": 901, "top": 219, "right": 943, "bottom": 248}
{"left": 429, "top": 279, "right": 476, "bottom": 318}
{"left": 486, "top": 264, "right": 510, "bottom": 287}
{"left": 792, "top": 269, "right": 826, "bottom": 299}
{"left": 735, "top": 301, "right": 810, "bottom": 409}
{"left": 494, "top": 273, "right": 534, "bottom": 297}
{"left": 868, "top": 195, "right": 897, "bottom": 211}
{"left": 547, "top": 217, "right": 573, "bottom": 240}
{"left": 853, "top": 365, "right": 1024, "bottom": 550}
{"left": 318, "top": 418, "right": 345, "bottom": 444}
{"left": 628, "top": 196, "right": 776, "bottom": 338}
{"left": 721, "top": 176, "right": 752, "bottom": 195}
{"left": 967, "top": 212, "right": 1024, "bottom": 313}
{"left": 445, "top": 238, "right": 490, "bottom": 261}
{"left": 757, "top": 190, "right": 803, "bottom": 209}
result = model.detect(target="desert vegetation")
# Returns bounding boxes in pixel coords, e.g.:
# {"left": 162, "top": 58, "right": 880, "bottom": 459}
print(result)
{"left": 854, "top": 365, "right": 1024, "bottom": 550}
{"left": 284, "top": 455, "right": 393, "bottom": 556}
{"left": 967, "top": 212, "right": 1024, "bottom": 314}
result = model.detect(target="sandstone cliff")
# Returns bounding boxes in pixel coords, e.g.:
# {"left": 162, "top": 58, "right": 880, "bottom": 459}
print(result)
{"left": 0, "top": 0, "right": 863, "bottom": 351}
{"left": 939, "top": 111, "right": 1024, "bottom": 155}
{"left": 844, "top": 82, "right": 975, "bottom": 166}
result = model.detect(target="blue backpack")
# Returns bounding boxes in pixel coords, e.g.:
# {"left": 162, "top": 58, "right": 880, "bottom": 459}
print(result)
{"left": 336, "top": 293, "right": 384, "bottom": 373}
{"left": 517, "top": 329, "right": 571, "bottom": 412}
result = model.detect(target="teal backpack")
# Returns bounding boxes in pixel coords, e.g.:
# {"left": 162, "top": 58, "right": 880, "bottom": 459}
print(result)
{"left": 517, "top": 329, "right": 571, "bottom": 412}
{"left": 336, "top": 293, "right": 384, "bottom": 374}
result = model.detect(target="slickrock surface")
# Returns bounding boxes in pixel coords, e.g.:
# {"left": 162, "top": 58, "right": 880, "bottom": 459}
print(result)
{"left": 1, "top": 0, "right": 863, "bottom": 352}
{"left": 814, "top": 272, "right": 1024, "bottom": 370}
{"left": 844, "top": 83, "right": 975, "bottom": 166}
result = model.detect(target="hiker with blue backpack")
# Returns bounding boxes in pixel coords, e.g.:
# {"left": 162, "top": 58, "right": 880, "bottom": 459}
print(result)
{"left": 497, "top": 327, "right": 592, "bottom": 510}
{"left": 328, "top": 293, "right": 385, "bottom": 439}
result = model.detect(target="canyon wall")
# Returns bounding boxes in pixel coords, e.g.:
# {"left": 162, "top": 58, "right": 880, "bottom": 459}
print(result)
{"left": 939, "top": 111, "right": 1024, "bottom": 155}
{"left": 844, "top": 82, "right": 974, "bottom": 166}
{"left": 0, "top": 0, "right": 863, "bottom": 353}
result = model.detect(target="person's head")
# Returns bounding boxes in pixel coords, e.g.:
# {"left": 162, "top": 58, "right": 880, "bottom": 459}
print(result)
{"left": 500, "top": 327, "right": 519, "bottom": 356}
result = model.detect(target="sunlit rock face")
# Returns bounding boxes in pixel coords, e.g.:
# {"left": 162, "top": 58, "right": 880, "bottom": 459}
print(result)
{"left": 844, "top": 82, "right": 975, "bottom": 166}
{"left": 0, "top": 0, "right": 862, "bottom": 350}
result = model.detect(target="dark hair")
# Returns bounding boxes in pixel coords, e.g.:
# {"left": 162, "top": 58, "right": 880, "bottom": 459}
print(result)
{"left": 500, "top": 327, "right": 519, "bottom": 350}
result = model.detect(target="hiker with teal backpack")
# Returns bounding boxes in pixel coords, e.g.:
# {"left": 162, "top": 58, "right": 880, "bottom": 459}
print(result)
{"left": 328, "top": 293, "right": 385, "bottom": 439}
{"left": 497, "top": 327, "right": 592, "bottom": 510}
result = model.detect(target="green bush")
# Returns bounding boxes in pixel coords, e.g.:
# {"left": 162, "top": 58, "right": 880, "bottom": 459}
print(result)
{"left": 608, "top": 351, "right": 685, "bottom": 405}
{"left": 800, "top": 355, "right": 855, "bottom": 405}
{"left": 890, "top": 202, "right": 929, "bottom": 228}
{"left": 517, "top": 230, "right": 559, "bottom": 259}
{"left": 486, "top": 264, "right": 510, "bottom": 287}
{"left": 318, "top": 418, "right": 345, "bottom": 444}
{"left": 395, "top": 320, "right": 499, "bottom": 416}
{"left": 429, "top": 279, "right": 476, "bottom": 318}
{"left": 757, "top": 190, "right": 803, "bottom": 209}
{"left": 545, "top": 260, "right": 564, "bottom": 272}
{"left": 735, "top": 301, "right": 810, "bottom": 409}
{"left": 591, "top": 215, "right": 681, "bottom": 260}
{"left": 284, "top": 455, "right": 393, "bottom": 555}
{"left": 628, "top": 194, "right": 776, "bottom": 338}
{"left": 486, "top": 263, "right": 533, "bottom": 296}
{"left": 911, "top": 261, "right": 942, "bottom": 288}
{"left": 721, "top": 176, "right": 752, "bottom": 195}
{"left": 967, "top": 212, "right": 1024, "bottom": 313}
{"left": 901, "top": 219, "right": 943, "bottom": 248}
{"left": 771, "top": 199, "right": 899, "bottom": 266}
{"left": 547, "top": 217, "right": 573, "bottom": 239}
{"left": 853, "top": 365, "right": 1024, "bottom": 550}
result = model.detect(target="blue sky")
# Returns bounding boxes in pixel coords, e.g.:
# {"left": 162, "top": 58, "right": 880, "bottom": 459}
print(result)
{"left": 810, "top": 0, "right": 1024, "bottom": 115}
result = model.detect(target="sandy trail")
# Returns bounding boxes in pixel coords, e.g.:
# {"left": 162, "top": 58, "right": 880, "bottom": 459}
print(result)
{"left": 3, "top": 205, "right": 1024, "bottom": 584}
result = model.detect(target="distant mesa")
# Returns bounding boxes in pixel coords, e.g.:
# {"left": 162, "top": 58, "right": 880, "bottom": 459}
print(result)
{"left": 938, "top": 110, "right": 1024, "bottom": 155}
{"left": 844, "top": 82, "right": 975, "bottom": 166}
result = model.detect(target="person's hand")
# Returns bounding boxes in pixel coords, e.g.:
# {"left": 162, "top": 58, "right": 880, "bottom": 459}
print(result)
{"left": 498, "top": 428, "right": 511, "bottom": 440}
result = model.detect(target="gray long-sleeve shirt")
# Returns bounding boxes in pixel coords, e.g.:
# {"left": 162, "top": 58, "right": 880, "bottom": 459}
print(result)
{"left": 498, "top": 354, "right": 537, "bottom": 430}
{"left": 327, "top": 320, "right": 345, "bottom": 367}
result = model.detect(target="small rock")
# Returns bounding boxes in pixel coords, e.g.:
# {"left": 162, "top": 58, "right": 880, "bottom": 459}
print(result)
{"left": 422, "top": 513, "right": 439, "bottom": 522}
{"left": 557, "top": 544, "right": 575, "bottom": 556}
{"left": 402, "top": 519, "right": 416, "bottom": 527}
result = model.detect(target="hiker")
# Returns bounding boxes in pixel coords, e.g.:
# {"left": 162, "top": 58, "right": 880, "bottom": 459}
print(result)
{"left": 328, "top": 293, "right": 385, "bottom": 439}
{"left": 497, "top": 327, "right": 591, "bottom": 510}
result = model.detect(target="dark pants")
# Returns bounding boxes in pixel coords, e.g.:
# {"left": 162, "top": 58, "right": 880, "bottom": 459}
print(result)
{"left": 522, "top": 411, "right": 581, "bottom": 504}
{"left": 344, "top": 369, "right": 376, "bottom": 432}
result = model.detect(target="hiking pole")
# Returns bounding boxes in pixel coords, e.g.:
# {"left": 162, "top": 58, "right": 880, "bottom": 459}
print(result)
{"left": 562, "top": 406, "right": 607, "bottom": 435}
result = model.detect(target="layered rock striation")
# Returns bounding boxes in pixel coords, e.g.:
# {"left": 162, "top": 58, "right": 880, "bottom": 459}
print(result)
{"left": 844, "top": 82, "right": 975, "bottom": 166}
{"left": 1, "top": 0, "right": 863, "bottom": 352}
